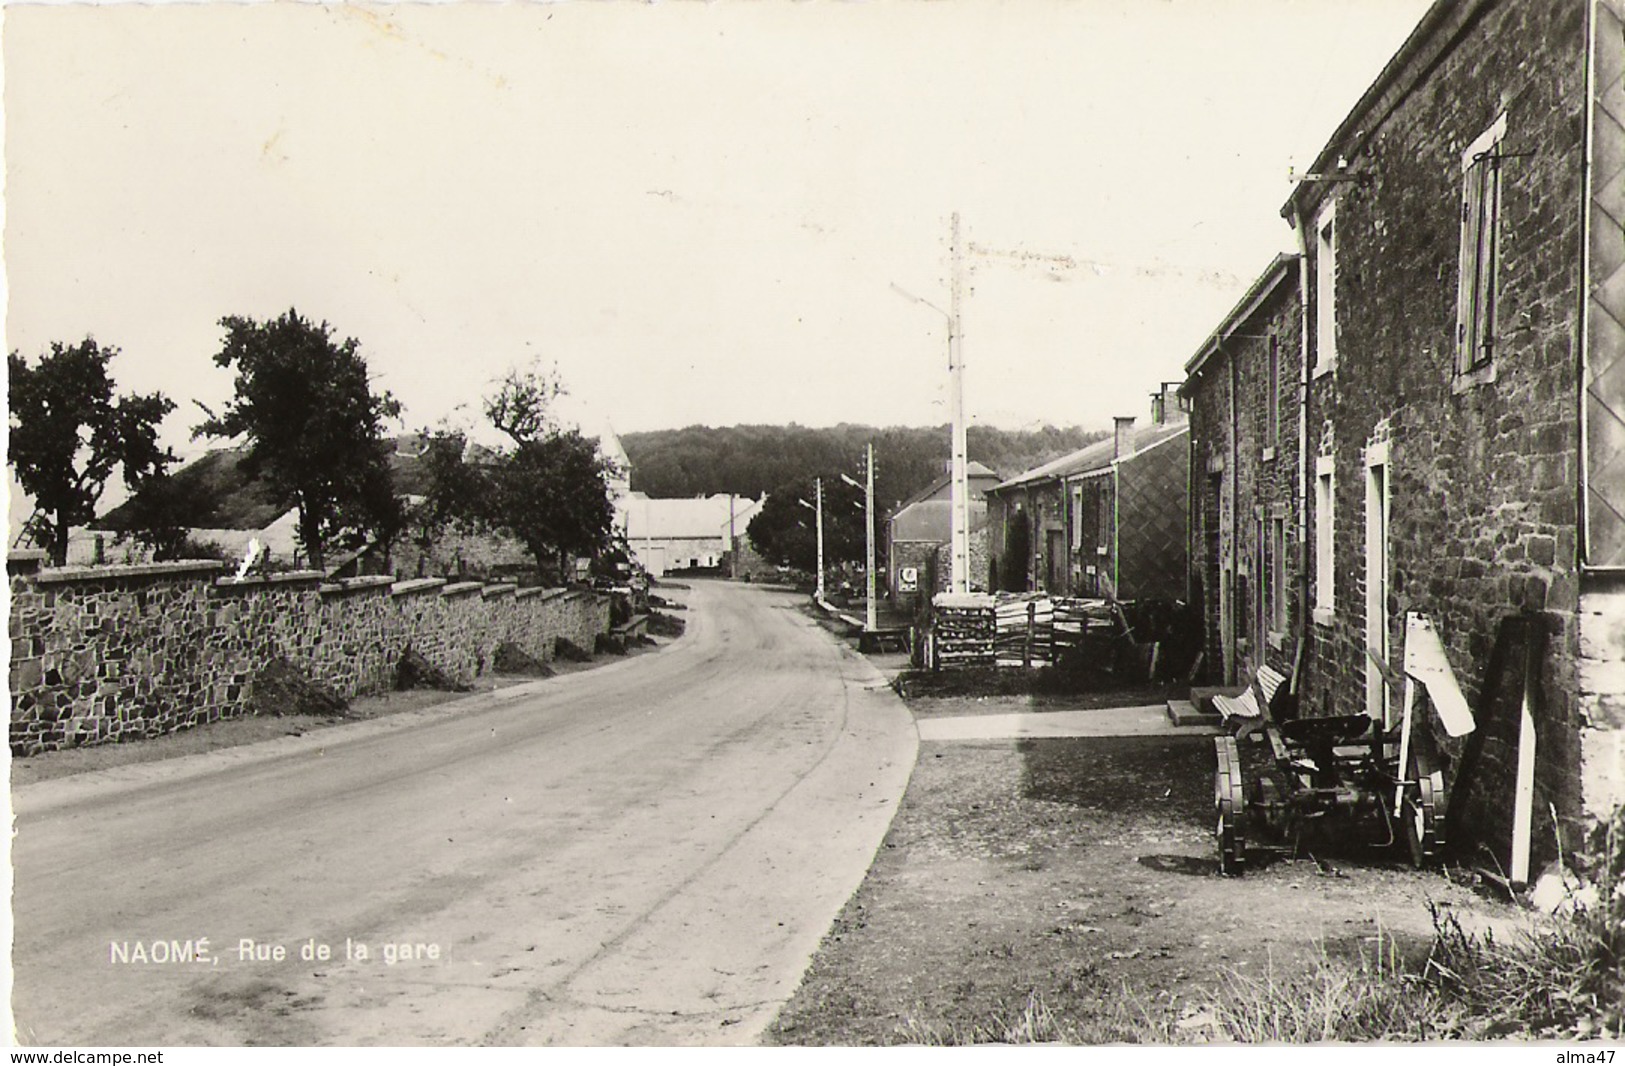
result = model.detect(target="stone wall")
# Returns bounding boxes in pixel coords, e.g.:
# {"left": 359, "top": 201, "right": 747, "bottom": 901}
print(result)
{"left": 1293, "top": 0, "right": 1588, "bottom": 855}
{"left": 1183, "top": 263, "right": 1304, "bottom": 688}
{"left": 8, "top": 551, "right": 611, "bottom": 756}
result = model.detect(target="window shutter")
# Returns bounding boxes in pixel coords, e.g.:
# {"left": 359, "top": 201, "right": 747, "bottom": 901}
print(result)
{"left": 1474, "top": 153, "right": 1501, "bottom": 365}
{"left": 1457, "top": 156, "right": 1486, "bottom": 373}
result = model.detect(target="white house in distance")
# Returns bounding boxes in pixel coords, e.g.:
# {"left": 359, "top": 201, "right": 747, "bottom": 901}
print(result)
{"left": 624, "top": 493, "right": 760, "bottom": 577}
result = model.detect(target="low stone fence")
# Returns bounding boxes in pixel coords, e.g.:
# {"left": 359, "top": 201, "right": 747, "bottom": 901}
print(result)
{"left": 7, "top": 551, "right": 610, "bottom": 755}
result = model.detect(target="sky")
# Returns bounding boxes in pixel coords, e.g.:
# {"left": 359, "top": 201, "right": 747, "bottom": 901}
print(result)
{"left": 4, "top": 0, "right": 1432, "bottom": 488}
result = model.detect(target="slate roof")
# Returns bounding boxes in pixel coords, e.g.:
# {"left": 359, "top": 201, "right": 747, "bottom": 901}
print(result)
{"left": 99, "top": 437, "right": 435, "bottom": 532}
{"left": 990, "top": 421, "right": 1189, "bottom": 493}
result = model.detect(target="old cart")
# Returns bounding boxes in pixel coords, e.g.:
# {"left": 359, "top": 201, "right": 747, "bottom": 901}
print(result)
{"left": 1213, "top": 616, "right": 1476, "bottom": 876}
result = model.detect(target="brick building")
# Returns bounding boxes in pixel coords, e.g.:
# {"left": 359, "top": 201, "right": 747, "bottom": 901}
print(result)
{"left": 1183, "top": 0, "right": 1624, "bottom": 855}
{"left": 1179, "top": 254, "right": 1304, "bottom": 689}
{"left": 987, "top": 392, "right": 1189, "bottom": 602}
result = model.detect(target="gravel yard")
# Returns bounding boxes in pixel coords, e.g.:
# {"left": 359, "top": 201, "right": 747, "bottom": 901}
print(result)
{"left": 768, "top": 702, "right": 1522, "bottom": 1045}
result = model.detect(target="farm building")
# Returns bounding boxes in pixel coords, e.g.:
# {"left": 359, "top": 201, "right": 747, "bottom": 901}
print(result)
{"left": 624, "top": 493, "right": 760, "bottom": 577}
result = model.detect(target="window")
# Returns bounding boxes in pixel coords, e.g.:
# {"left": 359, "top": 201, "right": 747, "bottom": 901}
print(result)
{"left": 1314, "top": 201, "right": 1337, "bottom": 376}
{"left": 1314, "top": 455, "right": 1335, "bottom": 624}
{"left": 1269, "top": 514, "right": 1288, "bottom": 634}
{"left": 1457, "top": 114, "right": 1507, "bottom": 378}
{"left": 1071, "top": 486, "right": 1084, "bottom": 550}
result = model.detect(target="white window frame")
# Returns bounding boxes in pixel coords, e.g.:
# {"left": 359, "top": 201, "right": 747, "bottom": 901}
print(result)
{"left": 1455, "top": 113, "right": 1507, "bottom": 390}
{"left": 1314, "top": 199, "right": 1338, "bottom": 378}
{"left": 1314, "top": 454, "right": 1336, "bottom": 625}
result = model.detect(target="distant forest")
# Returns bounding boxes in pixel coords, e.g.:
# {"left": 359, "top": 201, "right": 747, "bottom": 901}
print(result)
{"left": 620, "top": 423, "right": 1108, "bottom": 507}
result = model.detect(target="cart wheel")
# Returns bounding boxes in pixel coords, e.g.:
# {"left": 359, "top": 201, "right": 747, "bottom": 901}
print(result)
{"left": 1402, "top": 748, "right": 1446, "bottom": 867}
{"left": 1214, "top": 735, "right": 1245, "bottom": 875}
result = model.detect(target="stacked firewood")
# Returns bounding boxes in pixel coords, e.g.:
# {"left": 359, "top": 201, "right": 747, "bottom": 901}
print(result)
{"left": 930, "top": 593, "right": 996, "bottom": 669}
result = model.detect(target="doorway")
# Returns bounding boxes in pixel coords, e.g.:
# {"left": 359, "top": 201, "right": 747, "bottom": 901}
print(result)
{"left": 1365, "top": 446, "right": 1390, "bottom": 723}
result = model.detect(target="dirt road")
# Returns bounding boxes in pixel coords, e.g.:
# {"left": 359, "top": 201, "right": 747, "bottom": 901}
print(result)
{"left": 10, "top": 581, "right": 917, "bottom": 1046}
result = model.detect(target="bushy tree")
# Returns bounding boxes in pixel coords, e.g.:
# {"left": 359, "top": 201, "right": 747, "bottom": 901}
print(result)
{"left": 8, "top": 338, "right": 175, "bottom": 564}
{"left": 481, "top": 363, "right": 616, "bottom": 582}
{"left": 403, "top": 429, "right": 492, "bottom": 576}
{"left": 194, "top": 309, "right": 401, "bottom": 570}
{"left": 747, "top": 476, "right": 865, "bottom": 571}
{"left": 492, "top": 430, "right": 615, "bottom": 582}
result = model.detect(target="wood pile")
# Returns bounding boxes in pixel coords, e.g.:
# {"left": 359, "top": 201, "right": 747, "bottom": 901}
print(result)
{"left": 930, "top": 592, "right": 995, "bottom": 669}
{"left": 930, "top": 592, "right": 1124, "bottom": 671}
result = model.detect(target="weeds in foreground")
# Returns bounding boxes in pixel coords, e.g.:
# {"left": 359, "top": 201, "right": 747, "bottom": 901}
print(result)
{"left": 1423, "top": 812, "right": 1624, "bottom": 1039}
{"left": 895, "top": 828, "right": 1624, "bottom": 1045}
{"left": 896, "top": 990, "right": 1179, "bottom": 1045}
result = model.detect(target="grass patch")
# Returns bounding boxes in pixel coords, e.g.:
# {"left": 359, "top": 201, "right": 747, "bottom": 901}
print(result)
{"left": 1180, "top": 884, "right": 1624, "bottom": 1042}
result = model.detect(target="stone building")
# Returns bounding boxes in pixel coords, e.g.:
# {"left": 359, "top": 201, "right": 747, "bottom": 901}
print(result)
{"left": 1194, "top": 0, "right": 1624, "bottom": 855}
{"left": 987, "top": 391, "right": 1188, "bottom": 602}
{"left": 1179, "top": 254, "right": 1304, "bottom": 688}
{"left": 885, "top": 461, "right": 1001, "bottom": 612}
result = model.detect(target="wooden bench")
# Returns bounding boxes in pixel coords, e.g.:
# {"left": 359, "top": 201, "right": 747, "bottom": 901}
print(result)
{"left": 1210, "top": 664, "right": 1289, "bottom": 724}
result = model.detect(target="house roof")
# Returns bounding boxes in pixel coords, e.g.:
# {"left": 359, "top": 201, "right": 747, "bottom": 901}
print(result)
{"left": 892, "top": 461, "right": 1001, "bottom": 513}
{"left": 889, "top": 498, "right": 991, "bottom": 542}
{"left": 1280, "top": 0, "right": 1462, "bottom": 223}
{"left": 98, "top": 445, "right": 288, "bottom": 532}
{"left": 1180, "top": 253, "right": 1301, "bottom": 389}
{"left": 99, "top": 436, "right": 437, "bottom": 532}
{"left": 989, "top": 422, "right": 1189, "bottom": 493}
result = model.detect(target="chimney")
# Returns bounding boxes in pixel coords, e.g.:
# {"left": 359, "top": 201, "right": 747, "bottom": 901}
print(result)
{"left": 1159, "top": 381, "right": 1188, "bottom": 425}
{"left": 1150, "top": 391, "right": 1165, "bottom": 425}
{"left": 1114, "top": 416, "right": 1135, "bottom": 459}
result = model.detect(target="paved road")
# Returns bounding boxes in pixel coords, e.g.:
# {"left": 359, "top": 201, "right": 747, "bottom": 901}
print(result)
{"left": 10, "top": 582, "right": 918, "bottom": 1046}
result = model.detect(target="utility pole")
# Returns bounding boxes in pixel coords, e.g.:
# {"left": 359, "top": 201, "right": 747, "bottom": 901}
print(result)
{"left": 948, "top": 212, "right": 969, "bottom": 594}
{"left": 815, "top": 476, "right": 825, "bottom": 602}
{"left": 843, "top": 446, "right": 879, "bottom": 631}
{"left": 864, "top": 442, "right": 877, "bottom": 633}
{"left": 894, "top": 214, "right": 1075, "bottom": 596}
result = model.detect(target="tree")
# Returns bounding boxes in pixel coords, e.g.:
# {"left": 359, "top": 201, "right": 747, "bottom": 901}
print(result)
{"left": 491, "top": 430, "right": 616, "bottom": 582}
{"left": 402, "top": 429, "right": 492, "bottom": 577}
{"left": 484, "top": 361, "right": 568, "bottom": 446}
{"left": 194, "top": 309, "right": 401, "bottom": 570}
{"left": 747, "top": 476, "right": 865, "bottom": 572}
{"left": 8, "top": 338, "right": 175, "bottom": 565}
{"left": 114, "top": 470, "right": 192, "bottom": 561}
{"left": 480, "top": 363, "right": 617, "bottom": 582}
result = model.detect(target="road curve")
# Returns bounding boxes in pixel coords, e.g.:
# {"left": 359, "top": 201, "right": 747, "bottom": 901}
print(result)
{"left": 10, "top": 581, "right": 918, "bottom": 1046}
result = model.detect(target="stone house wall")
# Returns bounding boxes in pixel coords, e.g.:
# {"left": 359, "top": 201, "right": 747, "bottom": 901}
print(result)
{"left": 1182, "top": 262, "right": 1304, "bottom": 687}
{"left": 1290, "top": 0, "right": 1588, "bottom": 855}
{"left": 8, "top": 551, "right": 611, "bottom": 756}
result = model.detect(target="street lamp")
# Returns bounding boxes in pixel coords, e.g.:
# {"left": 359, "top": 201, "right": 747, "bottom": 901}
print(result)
{"left": 891, "top": 213, "right": 970, "bottom": 594}
{"left": 840, "top": 442, "right": 878, "bottom": 632}
{"left": 796, "top": 478, "right": 825, "bottom": 602}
